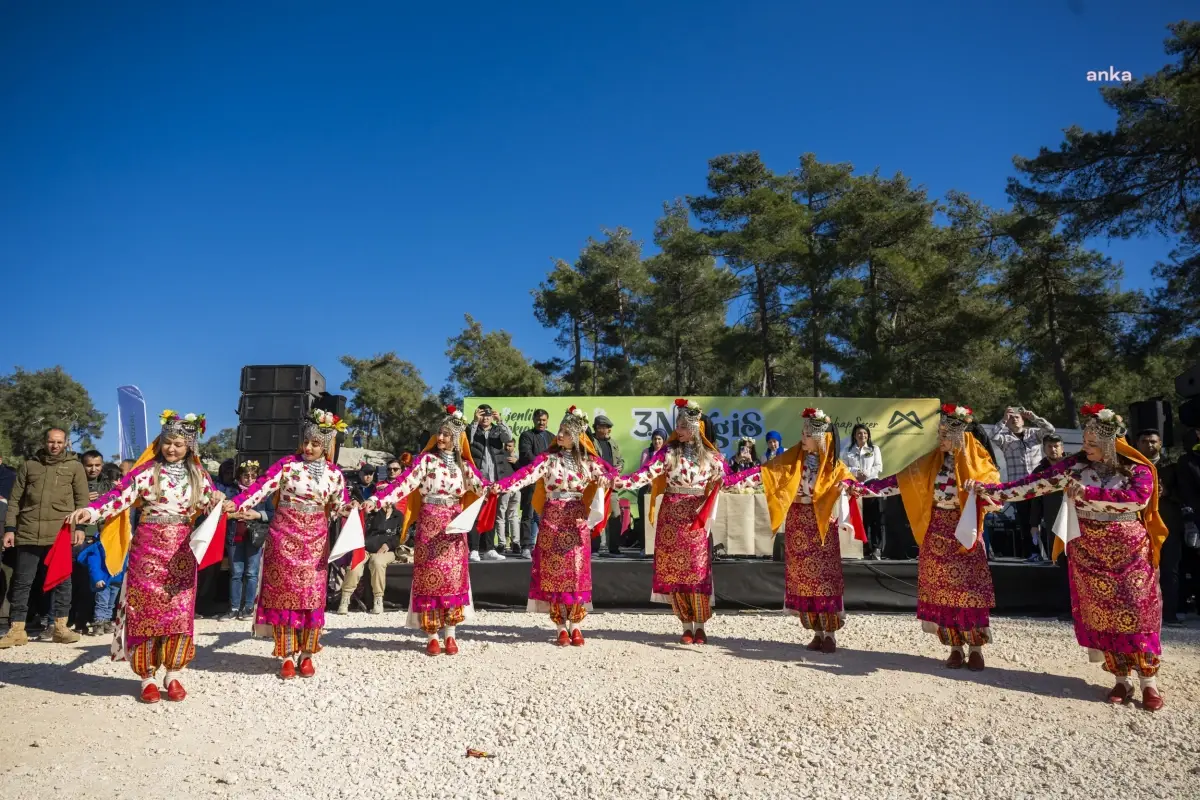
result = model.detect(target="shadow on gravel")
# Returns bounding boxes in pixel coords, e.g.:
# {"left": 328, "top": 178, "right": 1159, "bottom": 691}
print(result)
{"left": 0, "top": 642, "right": 130, "bottom": 697}
{"left": 191, "top": 630, "right": 300, "bottom": 676}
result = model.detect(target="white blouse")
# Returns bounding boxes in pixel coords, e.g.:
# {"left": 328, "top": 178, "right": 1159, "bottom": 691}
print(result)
{"left": 841, "top": 444, "right": 883, "bottom": 481}
{"left": 87, "top": 462, "right": 216, "bottom": 523}
{"left": 370, "top": 451, "right": 483, "bottom": 508}
{"left": 984, "top": 455, "right": 1153, "bottom": 514}
{"left": 615, "top": 445, "right": 727, "bottom": 492}
{"left": 233, "top": 455, "right": 348, "bottom": 510}
{"left": 723, "top": 454, "right": 821, "bottom": 502}
{"left": 499, "top": 451, "right": 610, "bottom": 495}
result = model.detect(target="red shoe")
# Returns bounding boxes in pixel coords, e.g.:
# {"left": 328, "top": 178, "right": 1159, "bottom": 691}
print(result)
{"left": 693, "top": 629, "right": 707, "bottom": 645}
{"left": 140, "top": 683, "right": 161, "bottom": 704}
{"left": 298, "top": 657, "right": 315, "bottom": 678}
{"left": 820, "top": 636, "right": 836, "bottom": 654}
{"left": 426, "top": 638, "right": 441, "bottom": 656}
{"left": 945, "top": 650, "right": 964, "bottom": 669}
{"left": 570, "top": 629, "right": 585, "bottom": 647}
{"left": 556, "top": 630, "right": 570, "bottom": 647}
{"left": 165, "top": 680, "right": 187, "bottom": 702}
{"left": 279, "top": 659, "right": 296, "bottom": 680}
{"left": 1107, "top": 683, "right": 1132, "bottom": 704}
{"left": 444, "top": 637, "right": 459, "bottom": 655}
{"left": 806, "top": 635, "right": 823, "bottom": 651}
{"left": 680, "top": 630, "right": 694, "bottom": 645}
{"left": 967, "top": 651, "right": 985, "bottom": 672}
{"left": 1141, "top": 687, "right": 1164, "bottom": 712}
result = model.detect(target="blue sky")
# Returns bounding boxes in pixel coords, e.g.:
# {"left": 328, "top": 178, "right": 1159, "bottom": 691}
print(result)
{"left": 0, "top": 1, "right": 1186, "bottom": 457}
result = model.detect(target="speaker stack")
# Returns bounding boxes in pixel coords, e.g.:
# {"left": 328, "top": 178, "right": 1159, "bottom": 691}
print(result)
{"left": 236, "top": 365, "right": 347, "bottom": 470}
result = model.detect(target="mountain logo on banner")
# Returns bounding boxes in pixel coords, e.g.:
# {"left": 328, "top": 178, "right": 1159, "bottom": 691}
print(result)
{"left": 887, "top": 410, "right": 924, "bottom": 431}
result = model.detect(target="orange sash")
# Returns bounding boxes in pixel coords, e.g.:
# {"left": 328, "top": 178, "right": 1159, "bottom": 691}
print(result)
{"left": 400, "top": 432, "right": 482, "bottom": 536}
{"left": 648, "top": 429, "right": 720, "bottom": 525}
{"left": 760, "top": 433, "right": 853, "bottom": 543}
{"left": 895, "top": 435, "right": 998, "bottom": 547}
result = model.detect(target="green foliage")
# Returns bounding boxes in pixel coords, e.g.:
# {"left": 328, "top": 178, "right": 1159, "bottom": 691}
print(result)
{"left": 0, "top": 366, "right": 105, "bottom": 457}
{"left": 198, "top": 427, "right": 238, "bottom": 464}
{"left": 446, "top": 314, "right": 548, "bottom": 398}
{"left": 339, "top": 353, "right": 441, "bottom": 454}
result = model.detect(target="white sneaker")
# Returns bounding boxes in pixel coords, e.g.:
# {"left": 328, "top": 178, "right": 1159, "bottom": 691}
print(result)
{"left": 469, "top": 551, "right": 481, "bottom": 562}
{"left": 482, "top": 549, "right": 506, "bottom": 562}
{"left": 520, "top": 548, "right": 532, "bottom": 559}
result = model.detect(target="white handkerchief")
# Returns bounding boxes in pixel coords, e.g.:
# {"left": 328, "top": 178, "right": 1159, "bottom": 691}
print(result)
{"left": 1052, "top": 498, "right": 1081, "bottom": 548}
{"left": 328, "top": 508, "right": 365, "bottom": 563}
{"left": 188, "top": 504, "right": 224, "bottom": 563}
{"left": 953, "top": 491, "right": 980, "bottom": 549}
{"left": 447, "top": 495, "right": 485, "bottom": 536}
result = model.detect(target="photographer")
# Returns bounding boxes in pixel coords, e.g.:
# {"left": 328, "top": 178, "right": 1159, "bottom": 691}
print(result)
{"left": 467, "top": 404, "right": 513, "bottom": 562}
{"left": 990, "top": 405, "right": 1055, "bottom": 559}
{"left": 730, "top": 437, "right": 758, "bottom": 473}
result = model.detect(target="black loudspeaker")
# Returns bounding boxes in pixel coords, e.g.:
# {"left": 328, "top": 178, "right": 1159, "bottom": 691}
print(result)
{"left": 237, "top": 422, "right": 302, "bottom": 452}
{"left": 240, "top": 365, "right": 326, "bottom": 395}
{"left": 236, "top": 451, "right": 294, "bottom": 471}
{"left": 238, "top": 393, "right": 316, "bottom": 421}
{"left": 1174, "top": 362, "right": 1200, "bottom": 398}
{"left": 1128, "top": 399, "right": 1174, "bottom": 448}
{"left": 1180, "top": 398, "right": 1200, "bottom": 430}
{"left": 314, "top": 392, "right": 347, "bottom": 417}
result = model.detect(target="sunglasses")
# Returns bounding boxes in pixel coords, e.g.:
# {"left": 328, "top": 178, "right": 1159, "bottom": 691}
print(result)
{"left": 388, "top": 466, "right": 403, "bottom": 472}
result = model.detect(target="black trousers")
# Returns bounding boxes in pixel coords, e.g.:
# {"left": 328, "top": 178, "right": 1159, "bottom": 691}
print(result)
{"left": 9, "top": 544, "right": 72, "bottom": 622}
{"left": 861, "top": 498, "right": 883, "bottom": 556}
{"left": 1011, "top": 499, "right": 1034, "bottom": 557}
{"left": 519, "top": 486, "right": 540, "bottom": 550}
{"left": 591, "top": 515, "right": 622, "bottom": 554}
{"left": 1160, "top": 526, "right": 1184, "bottom": 622}
{"left": 468, "top": 528, "right": 495, "bottom": 553}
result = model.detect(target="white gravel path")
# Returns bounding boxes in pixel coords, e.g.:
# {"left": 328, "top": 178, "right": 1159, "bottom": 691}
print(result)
{"left": 1, "top": 611, "right": 1199, "bottom": 800}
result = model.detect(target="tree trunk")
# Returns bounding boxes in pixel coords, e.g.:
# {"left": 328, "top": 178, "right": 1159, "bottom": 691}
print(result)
{"left": 615, "top": 276, "right": 632, "bottom": 394}
{"left": 571, "top": 317, "right": 582, "bottom": 394}
{"left": 1042, "top": 266, "right": 1076, "bottom": 426}
{"left": 810, "top": 284, "right": 823, "bottom": 397}
{"left": 753, "top": 266, "right": 775, "bottom": 395}
{"left": 866, "top": 255, "right": 880, "bottom": 376}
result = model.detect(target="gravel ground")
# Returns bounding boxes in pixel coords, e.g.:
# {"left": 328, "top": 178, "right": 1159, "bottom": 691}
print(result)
{"left": 1, "top": 610, "right": 1199, "bottom": 800}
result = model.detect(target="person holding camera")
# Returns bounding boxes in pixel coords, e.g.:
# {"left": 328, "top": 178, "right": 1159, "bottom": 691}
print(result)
{"left": 731, "top": 437, "right": 758, "bottom": 473}
{"left": 467, "top": 404, "right": 513, "bottom": 561}
{"left": 990, "top": 405, "right": 1055, "bottom": 559}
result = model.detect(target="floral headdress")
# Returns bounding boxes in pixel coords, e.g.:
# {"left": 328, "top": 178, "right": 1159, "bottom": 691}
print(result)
{"left": 302, "top": 408, "right": 348, "bottom": 449}
{"left": 1080, "top": 403, "right": 1126, "bottom": 463}
{"left": 938, "top": 403, "right": 973, "bottom": 449}
{"left": 738, "top": 435, "right": 756, "bottom": 447}
{"left": 238, "top": 459, "right": 261, "bottom": 472}
{"left": 158, "top": 409, "right": 206, "bottom": 449}
{"left": 801, "top": 407, "right": 832, "bottom": 437}
{"left": 439, "top": 405, "right": 467, "bottom": 439}
{"left": 561, "top": 405, "right": 590, "bottom": 438}
{"left": 673, "top": 398, "right": 702, "bottom": 433}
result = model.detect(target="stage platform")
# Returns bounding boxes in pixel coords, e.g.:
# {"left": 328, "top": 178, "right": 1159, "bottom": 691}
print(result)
{"left": 377, "top": 554, "right": 1071, "bottom": 617}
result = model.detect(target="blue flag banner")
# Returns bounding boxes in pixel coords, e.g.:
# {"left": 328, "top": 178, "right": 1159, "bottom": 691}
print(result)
{"left": 116, "top": 385, "right": 148, "bottom": 461}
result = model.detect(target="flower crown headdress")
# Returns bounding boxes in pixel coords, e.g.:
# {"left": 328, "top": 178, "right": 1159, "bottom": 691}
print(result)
{"left": 561, "top": 405, "right": 590, "bottom": 436}
{"left": 939, "top": 403, "right": 974, "bottom": 428}
{"left": 159, "top": 409, "right": 206, "bottom": 448}
{"left": 738, "top": 435, "right": 756, "bottom": 446}
{"left": 1080, "top": 403, "right": 1126, "bottom": 440}
{"left": 801, "top": 407, "right": 831, "bottom": 436}
{"left": 239, "top": 459, "right": 261, "bottom": 472}
{"left": 440, "top": 405, "right": 467, "bottom": 438}
{"left": 674, "top": 398, "right": 702, "bottom": 432}
{"left": 302, "top": 408, "right": 348, "bottom": 447}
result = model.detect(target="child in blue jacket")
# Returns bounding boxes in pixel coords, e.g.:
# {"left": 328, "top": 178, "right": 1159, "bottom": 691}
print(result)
{"left": 77, "top": 540, "right": 126, "bottom": 635}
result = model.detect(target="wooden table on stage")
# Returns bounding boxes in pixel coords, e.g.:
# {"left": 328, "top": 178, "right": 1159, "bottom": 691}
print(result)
{"left": 642, "top": 492, "right": 864, "bottom": 559}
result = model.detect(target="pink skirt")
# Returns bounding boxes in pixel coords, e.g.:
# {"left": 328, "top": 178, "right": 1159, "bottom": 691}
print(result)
{"left": 256, "top": 505, "right": 329, "bottom": 630}
{"left": 916, "top": 506, "right": 994, "bottom": 631}
{"left": 410, "top": 503, "right": 470, "bottom": 611}
{"left": 784, "top": 501, "right": 844, "bottom": 615}
{"left": 652, "top": 494, "right": 711, "bottom": 600}
{"left": 1068, "top": 518, "right": 1161, "bottom": 655}
{"left": 529, "top": 498, "right": 592, "bottom": 609}
{"left": 124, "top": 521, "right": 197, "bottom": 650}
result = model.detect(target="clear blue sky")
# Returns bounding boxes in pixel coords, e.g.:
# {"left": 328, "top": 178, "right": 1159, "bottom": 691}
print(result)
{"left": 1, "top": 1, "right": 1186, "bottom": 457}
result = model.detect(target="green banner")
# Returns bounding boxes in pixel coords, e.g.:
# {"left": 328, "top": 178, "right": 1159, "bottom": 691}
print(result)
{"left": 465, "top": 396, "right": 940, "bottom": 478}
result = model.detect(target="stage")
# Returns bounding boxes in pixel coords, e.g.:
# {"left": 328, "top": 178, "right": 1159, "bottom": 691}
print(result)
{"left": 376, "top": 554, "right": 1071, "bottom": 616}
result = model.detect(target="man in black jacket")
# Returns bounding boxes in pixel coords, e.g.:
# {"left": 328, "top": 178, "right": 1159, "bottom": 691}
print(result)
{"left": 336, "top": 503, "right": 403, "bottom": 615}
{"left": 517, "top": 409, "right": 552, "bottom": 559}
{"left": 467, "top": 405, "right": 513, "bottom": 561}
{"left": 1137, "top": 428, "right": 1186, "bottom": 627}
{"left": 1172, "top": 429, "right": 1200, "bottom": 621}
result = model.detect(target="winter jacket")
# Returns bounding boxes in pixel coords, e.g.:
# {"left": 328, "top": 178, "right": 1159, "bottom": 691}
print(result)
{"left": 4, "top": 449, "right": 90, "bottom": 546}
{"left": 364, "top": 507, "right": 403, "bottom": 553}
{"left": 77, "top": 539, "right": 126, "bottom": 587}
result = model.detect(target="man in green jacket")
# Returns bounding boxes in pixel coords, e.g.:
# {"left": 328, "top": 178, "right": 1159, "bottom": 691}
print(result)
{"left": 0, "top": 428, "right": 89, "bottom": 647}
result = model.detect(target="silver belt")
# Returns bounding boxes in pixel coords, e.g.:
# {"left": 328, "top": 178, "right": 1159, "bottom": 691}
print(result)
{"left": 141, "top": 514, "right": 190, "bottom": 525}
{"left": 666, "top": 486, "right": 705, "bottom": 496}
{"left": 1078, "top": 510, "right": 1138, "bottom": 522}
{"left": 548, "top": 491, "right": 583, "bottom": 501}
{"left": 279, "top": 501, "right": 324, "bottom": 514}
{"left": 424, "top": 496, "right": 461, "bottom": 507}
{"left": 792, "top": 496, "right": 813, "bottom": 505}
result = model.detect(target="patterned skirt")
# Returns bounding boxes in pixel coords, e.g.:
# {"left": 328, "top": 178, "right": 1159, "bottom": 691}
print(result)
{"left": 406, "top": 502, "right": 473, "bottom": 629}
{"left": 652, "top": 494, "right": 712, "bottom": 604}
{"left": 916, "top": 506, "right": 994, "bottom": 636}
{"left": 784, "top": 501, "right": 844, "bottom": 621}
{"left": 123, "top": 521, "right": 197, "bottom": 651}
{"left": 528, "top": 498, "right": 592, "bottom": 613}
{"left": 255, "top": 505, "right": 329, "bottom": 631}
{"left": 1068, "top": 518, "right": 1161, "bottom": 658}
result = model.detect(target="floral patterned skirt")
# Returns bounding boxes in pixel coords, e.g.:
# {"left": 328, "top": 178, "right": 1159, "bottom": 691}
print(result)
{"left": 784, "top": 501, "right": 844, "bottom": 616}
{"left": 406, "top": 502, "right": 473, "bottom": 629}
{"left": 528, "top": 498, "right": 592, "bottom": 612}
{"left": 652, "top": 494, "right": 712, "bottom": 603}
{"left": 1068, "top": 518, "right": 1161, "bottom": 657}
{"left": 916, "top": 507, "right": 994, "bottom": 636}
{"left": 123, "top": 521, "right": 196, "bottom": 651}
{"left": 256, "top": 506, "right": 329, "bottom": 631}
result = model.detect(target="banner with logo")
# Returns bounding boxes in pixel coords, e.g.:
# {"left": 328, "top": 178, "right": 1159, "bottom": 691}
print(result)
{"left": 116, "top": 385, "right": 149, "bottom": 461}
{"left": 465, "top": 396, "right": 940, "bottom": 478}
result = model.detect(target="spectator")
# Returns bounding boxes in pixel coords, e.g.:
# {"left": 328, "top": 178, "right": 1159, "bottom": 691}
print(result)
{"left": 991, "top": 406, "right": 1055, "bottom": 559}
{"left": 0, "top": 428, "right": 88, "bottom": 648}
{"left": 356, "top": 466, "right": 377, "bottom": 502}
{"left": 467, "top": 404, "right": 513, "bottom": 561}
{"left": 518, "top": 409, "right": 553, "bottom": 559}
{"left": 76, "top": 537, "right": 124, "bottom": 635}
{"left": 591, "top": 414, "right": 625, "bottom": 555}
{"left": 1172, "top": 429, "right": 1200, "bottom": 620}
{"left": 337, "top": 501, "right": 403, "bottom": 615}
{"left": 1029, "top": 434, "right": 1070, "bottom": 617}
{"left": 494, "top": 439, "right": 521, "bottom": 553}
{"left": 219, "top": 460, "right": 272, "bottom": 621}
{"left": 119, "top": 459, "right": 135, "bottom": 477}
{"left": 762, "top": 431, "right": 783, "bottom": 463}
{"left": 632, "top": 428, "right": 668, "bottom": 552}
{"left": 73, "top": 450, "right": 114, "bottom": 631}
{"left": 1136, "top": 428, "right": 1185, "bottom": 626}
{"left": 842, "top": 424, "right": 884, "bottom": 559}
{"left": 730, "top": 437, "right": 758, "bottom": 473}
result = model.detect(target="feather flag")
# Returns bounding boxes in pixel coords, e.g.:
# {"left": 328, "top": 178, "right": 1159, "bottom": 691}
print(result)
{"left": 189, "top": 504, "right": 227, "bottom": 569}
{"left": 42, "top": 521, "right": 74, "bottom": 592}
{"left": 329, "top": 509, "right": 366, "bottom": 571}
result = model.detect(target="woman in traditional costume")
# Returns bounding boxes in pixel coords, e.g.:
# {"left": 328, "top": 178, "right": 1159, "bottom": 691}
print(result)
{"left": 70, "top": 410, "right": 223, "bottom": 703}
{"left": 971, "top": 403, "right": 1167, "bottom": 710}
{"left": 227, "top": 409, "right": 349, "bottom": 679}
{"left": 853, "top": 404, "right": 1000, "bottom": 671}
{"left": 614, "top": 398, "right": 728, "bottom": 644}
{"left": 489, "top": 406, "right": 616, "bottom": 646}
{"left": 365, "top": 405, "right": 485, "bottom": 656}
{"left": 725, "top": 408, "right": 856, "bottom": 652}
